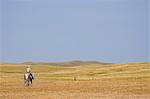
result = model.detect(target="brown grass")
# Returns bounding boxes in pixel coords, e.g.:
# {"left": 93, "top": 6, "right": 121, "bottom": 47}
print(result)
{"left": 0, "top": 62, "right": 150, "bottom": 99}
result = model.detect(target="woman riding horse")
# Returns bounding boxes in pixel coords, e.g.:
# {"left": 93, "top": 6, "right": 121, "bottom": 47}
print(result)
{"left": 24, "top": 65, "right": 34, "bottom": 86}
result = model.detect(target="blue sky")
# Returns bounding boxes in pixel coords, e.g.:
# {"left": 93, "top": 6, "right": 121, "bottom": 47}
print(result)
{"left": 148, "top": 0, "right": 150, "bottom": 61}
{"left": 0, "top": 0, "right": 149, "bottom": 63}
{"left": 0, "top": 0, "right": 2, "bottom": 62}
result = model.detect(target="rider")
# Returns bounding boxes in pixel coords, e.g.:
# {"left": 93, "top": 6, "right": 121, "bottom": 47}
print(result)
{"left": 26, "top": 65, "right": 34, "bottom": 79}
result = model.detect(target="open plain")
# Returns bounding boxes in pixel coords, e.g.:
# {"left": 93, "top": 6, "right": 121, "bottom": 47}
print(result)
{"left": 0, "top": 62, "right": 150, "bottom": 99}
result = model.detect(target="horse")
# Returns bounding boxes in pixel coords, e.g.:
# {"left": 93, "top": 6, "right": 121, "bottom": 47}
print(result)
{"left": 24, "top": 73, "right": 34, "bottom": 86}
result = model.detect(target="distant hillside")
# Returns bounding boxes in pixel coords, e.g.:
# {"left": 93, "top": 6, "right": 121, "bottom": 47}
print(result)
{"left": 22, "top": 60, "right": 111, "bottom": 66}
{"left": 1, "top": 62, "right": 149, "bottom": 80}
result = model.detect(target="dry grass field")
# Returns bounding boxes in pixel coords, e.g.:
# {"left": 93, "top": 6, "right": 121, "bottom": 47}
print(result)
{"left": 0, "top": 62, "right": 150, "bottom": 99}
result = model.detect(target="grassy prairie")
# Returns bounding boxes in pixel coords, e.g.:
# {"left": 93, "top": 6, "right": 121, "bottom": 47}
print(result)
{"left": 0, "top": 62, "right": 150, "bottom": 99}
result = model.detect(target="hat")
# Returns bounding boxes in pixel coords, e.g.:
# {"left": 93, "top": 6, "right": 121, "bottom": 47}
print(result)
{"left": 27, "top": 65, "right": 30, "bottom": 68}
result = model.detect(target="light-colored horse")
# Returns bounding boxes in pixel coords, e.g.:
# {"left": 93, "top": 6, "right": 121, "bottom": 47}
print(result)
{"left": 24, "top": 73, "right": 33, "bottom": 86}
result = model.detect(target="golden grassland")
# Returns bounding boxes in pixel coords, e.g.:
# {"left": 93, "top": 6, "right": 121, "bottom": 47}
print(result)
{"left": 0, "top": 62, "right": 150, "bottom": 99}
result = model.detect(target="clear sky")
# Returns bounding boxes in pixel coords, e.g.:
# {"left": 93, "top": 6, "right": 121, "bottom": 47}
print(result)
{"left": 0, "top": 0, "right": 149, "bottom": 63}
{"left": 148, "top": 0, "right": 150, "bottom": 61}
{"left": 0, "top": 0, "right": 2, "bottom": 62}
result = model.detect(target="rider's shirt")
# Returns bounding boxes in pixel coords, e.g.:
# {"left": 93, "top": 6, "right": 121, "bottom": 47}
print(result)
{"left": 26, "top": 67, "right": 31, "bottom": 73}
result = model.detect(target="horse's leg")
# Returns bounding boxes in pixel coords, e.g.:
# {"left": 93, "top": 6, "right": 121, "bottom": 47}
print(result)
{"left": 27, "top": 80, "right": 29, "bottom": 86}
{"left": 30, "top": 78, "right": 32, "bottom": 85}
